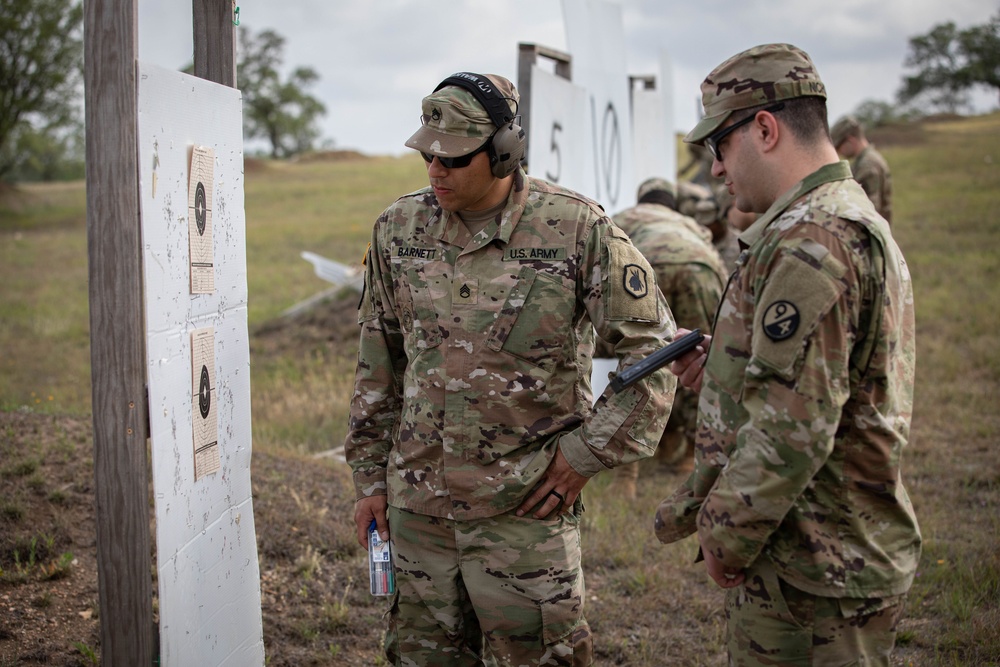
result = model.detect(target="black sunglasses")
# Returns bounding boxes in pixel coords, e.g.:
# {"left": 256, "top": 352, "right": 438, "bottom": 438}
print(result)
{"left": 420, "top": 138, "right": 491, "bottom": 169}
{"left": 705, "top": 102, "right": 785, "bottom": 161}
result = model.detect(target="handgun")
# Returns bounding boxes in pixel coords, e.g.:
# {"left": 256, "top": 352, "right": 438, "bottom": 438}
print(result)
{"left": 609, "top": 329, "right": 705, "bottom": 393}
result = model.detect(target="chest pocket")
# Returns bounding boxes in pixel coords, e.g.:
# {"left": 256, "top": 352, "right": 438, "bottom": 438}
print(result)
{"left": 486, "top": 265, "right": 574, "bottom": 370}
{"left": 395, "top": 268, "right": 443, "bottom": 355}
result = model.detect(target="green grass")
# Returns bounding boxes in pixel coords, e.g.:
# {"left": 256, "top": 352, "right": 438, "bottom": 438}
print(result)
{"left": 244, "top": 155, "right": 426, "bottom": 323}
{"left": 1, "top": 117, "right": 999, "bottom": 664}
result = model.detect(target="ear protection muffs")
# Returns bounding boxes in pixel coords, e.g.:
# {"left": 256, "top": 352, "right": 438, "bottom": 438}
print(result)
{"left": 434, "top": 72, "right": 526, "bottom": 178}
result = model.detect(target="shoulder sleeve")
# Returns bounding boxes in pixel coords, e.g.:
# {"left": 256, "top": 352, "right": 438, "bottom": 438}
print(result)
{"left": 602, "top": 223, "right": 661, "bottom": 322}
{"left": 751, "top": 236, "right": 849, "bottom": 379}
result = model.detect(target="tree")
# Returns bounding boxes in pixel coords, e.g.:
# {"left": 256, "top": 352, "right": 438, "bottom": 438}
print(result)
{"left": 899, "top": 11, "right": 1000, "bottom": 113}
{"left": 0, "top": 0, "right": 84, "bottom": 181}
{"left": 237, "top": 28, "right": 327, "bottom": 159}
{"left": 849, "top": 99, "right": 921, "bottom": 129}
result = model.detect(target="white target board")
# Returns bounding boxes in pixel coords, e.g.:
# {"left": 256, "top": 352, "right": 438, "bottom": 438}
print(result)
{"left": 137, "top": 62, "right": 264, "bottom": 667}
{"left": 561, "top": 0, "right": 635, "bottom": 214}
{"left": 526, "top": 66, "right": 590, "bottom": 197}
{"left": 632, "top": 51, "right": 677, "bottom": 187}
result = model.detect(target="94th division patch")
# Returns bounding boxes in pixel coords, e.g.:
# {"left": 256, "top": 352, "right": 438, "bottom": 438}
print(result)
{"left": 763, "top": 300, "right": 800, "bottom": 341}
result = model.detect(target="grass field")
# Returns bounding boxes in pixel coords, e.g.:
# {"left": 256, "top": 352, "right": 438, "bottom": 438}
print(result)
{"left": 1, "top": 114, "right": 999, "bottom": 665}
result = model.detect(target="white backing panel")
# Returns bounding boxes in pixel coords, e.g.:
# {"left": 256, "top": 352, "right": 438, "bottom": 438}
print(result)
{"left": 526, "top": 66, "right": 590, "bottom": 196}
{"left": 659, "top": 50, "right": 677, "bottom": 184}
{"left": 631, "top": 52, "right": 676, "bottom": 188}
{"left": 137, "top": 62, "right": 264, "bottom": 667}
{"left": 561, "top": 0, "right": 635, "bottom": 214}
{"left": 631, "top": 87, "right": 669, "bottom": 186}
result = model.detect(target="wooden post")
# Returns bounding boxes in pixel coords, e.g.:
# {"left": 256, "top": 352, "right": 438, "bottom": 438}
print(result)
{"left": 192, "top": 0, "right": 237, "bottom": 87}
{"left": 516, "top": 43, "right": 572, "bottom": 171}
{"left": 83, "top": 0, "right": 154, "bottom": 665}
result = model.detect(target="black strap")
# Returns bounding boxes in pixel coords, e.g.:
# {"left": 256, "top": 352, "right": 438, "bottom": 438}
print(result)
{"left": 434, "top": 72, "right": 512, "bottom": 128}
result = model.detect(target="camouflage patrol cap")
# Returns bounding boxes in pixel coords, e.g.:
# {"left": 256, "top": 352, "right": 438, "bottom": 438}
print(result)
{"left": 685, "top": 43, "right": 827, "bottom": 144}
{"left": 637, "top": 177, "right": 676, "bottom": 201}
{"left": 693, "top": 198, "right": 719, "bottom": 226}
{"left": 405, "top": 74, "right": 518, "bottom": 157}
{"left": 830, "top": 115, "right": 861, "bottom": 147}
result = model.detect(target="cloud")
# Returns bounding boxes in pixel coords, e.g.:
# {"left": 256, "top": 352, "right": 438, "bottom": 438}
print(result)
{"left": 138, "top": 0, "right": 998, "bottom": 156}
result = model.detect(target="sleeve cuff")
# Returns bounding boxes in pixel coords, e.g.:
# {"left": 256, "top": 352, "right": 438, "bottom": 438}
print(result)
{"left": 558, "top": 430, "right": 608, "bottom": 477}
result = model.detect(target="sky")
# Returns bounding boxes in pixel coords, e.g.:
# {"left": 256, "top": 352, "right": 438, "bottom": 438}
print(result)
{"left": 137, "top": 0, "right": 998, "bottom": 157}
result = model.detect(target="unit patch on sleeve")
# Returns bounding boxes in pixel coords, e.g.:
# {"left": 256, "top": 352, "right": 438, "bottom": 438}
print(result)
{"left": 605, "top": 235, "right": 658, "bottom": 322}
{"left": 752, "top": 250, "right": 845, "bottom": 376}
{"left": 762, "top": 300, "right": 799, "bottom": 340}
{"left": 622, "top": 264, "right": 649, "bottom": 299}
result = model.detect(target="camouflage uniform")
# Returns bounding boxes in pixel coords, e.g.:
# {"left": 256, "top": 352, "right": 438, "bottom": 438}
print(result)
{"left": 852, "top": 144, "right": 893, "bottom": 224}
{"left": 830, "top": 115, "right": 894, "bottom": 225}
{"left": 656, "top": 44, "right": 920, "bottom": 666}
{"left": 347, "top": 105, "right": 676, "bottom": 662}
{"left": 611, "top": 189, "right": 726, "bottom": 466}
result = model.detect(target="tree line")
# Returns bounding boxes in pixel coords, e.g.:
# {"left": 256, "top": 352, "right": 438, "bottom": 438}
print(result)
{"left": 1, "top": 1, "right": 998, "bottom": 183}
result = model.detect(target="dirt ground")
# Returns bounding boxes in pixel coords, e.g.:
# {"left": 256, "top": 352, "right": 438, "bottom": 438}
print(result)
{"left": 0, "top": 411, "right": 392, "bottom": 667}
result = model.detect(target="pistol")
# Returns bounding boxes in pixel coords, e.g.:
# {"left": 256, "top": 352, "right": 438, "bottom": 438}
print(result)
{"left": 609, "top": 329, "right": 704, "bottom": 393}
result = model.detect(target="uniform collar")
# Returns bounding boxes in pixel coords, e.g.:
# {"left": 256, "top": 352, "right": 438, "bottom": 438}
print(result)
{"left": 738, "top": 160, "right": 853, "bottom": 248}
{"left": 431, "top": 168, "right": 528, "bottom": 248}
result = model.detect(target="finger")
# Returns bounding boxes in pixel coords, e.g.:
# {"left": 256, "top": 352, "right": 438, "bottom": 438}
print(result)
{"left": 535, "top": 489, "right": 567, "bottom": 517}
{"left": 516, "top": 486, "right": 549, "bottom": 516}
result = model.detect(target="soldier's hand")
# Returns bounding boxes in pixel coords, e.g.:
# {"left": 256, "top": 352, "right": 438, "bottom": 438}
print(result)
{"left": 669, "top": 327, "right": 711, "bottom": 394}
{"left": 701, "top": 541, "right": 744, "bottom": 589}
{"left": 515, "top": 447, "right": 588, "bottom": 519}
{"left": 354, "top": 495, "right": 389, "bottom": 549}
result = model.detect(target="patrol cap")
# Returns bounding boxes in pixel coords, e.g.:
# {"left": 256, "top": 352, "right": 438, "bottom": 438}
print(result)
{"left": 694, "top": 198, "right": 719, "bottom": 226}
{"left": 405, "top": 74, "right": 518, "bottom": 157}
{"left": 685, "top": 43, "right": 827, "bottom": 144}
{"left": 677, "top": 180, "right": 712, "bottom": 218}
{"left": 830, "top": 115, "right": 861, "bottom": 147}
{"left": 637, "top": 177, "right": 676, "bottom": 201}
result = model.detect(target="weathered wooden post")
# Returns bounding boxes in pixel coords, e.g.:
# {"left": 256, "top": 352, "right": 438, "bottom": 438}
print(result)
{"left": 83, "top": 0, "right": 154, "bottom": 664}
{"left": 85, "top": 1, "right": 240, "bottom": 664}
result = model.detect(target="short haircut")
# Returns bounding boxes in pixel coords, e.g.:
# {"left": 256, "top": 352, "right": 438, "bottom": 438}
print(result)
{"left": 729, "top": 96, "right": 829, "bottom": 146}
{"left": 638, "top": 190, "right": 677, "bottom": 210}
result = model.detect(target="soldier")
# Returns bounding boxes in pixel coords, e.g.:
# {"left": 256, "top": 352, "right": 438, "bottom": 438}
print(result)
{"left": 655, "top": 44, "right": 920, "bottom": 665}
{"left": 698, "top": 188, "right": 748, "bottom": 274}
{"left": 605, "top": 178, "right": 727, "bottom": 498}
{"left": 346, "top": 71, "right": 676, "bottom": 665}
{"left": 676, "top": 179, "right": 713, "bottom": 219}
{"left": 831, "top": 114, "right": 894, "bottom": 224}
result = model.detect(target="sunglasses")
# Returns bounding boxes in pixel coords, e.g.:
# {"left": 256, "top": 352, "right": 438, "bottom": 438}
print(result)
{"left": 705, "top": 102, "right": 785, "bottom": 161}
{"left": 420, "top": 138, "right": 491, "bottom": 169}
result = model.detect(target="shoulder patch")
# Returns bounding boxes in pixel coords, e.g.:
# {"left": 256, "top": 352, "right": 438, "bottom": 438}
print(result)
{"left": 762, "top": 300, "right": 799, "bottom": 341}
{"left": 752, "top": 253, "right": 844, "bottom": 375}
{"left": 622, "top": 264, "right": 649, "bottom": 299}
{"left": 604, "top": 235, "right": 659, "bottom": 322}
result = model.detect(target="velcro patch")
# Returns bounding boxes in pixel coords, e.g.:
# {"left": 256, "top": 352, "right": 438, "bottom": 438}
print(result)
{"left": 453, "top": 278, "right": 478, "bottom": 305}
{"left": 391, "top": 242, "right": 438, "bottom": 261}
{"left": 606, "top": 236, "right": 659, "bottom": 321}
{"left": 762, "top": 300, "right": 799, "bottom": 340}
{"left": 504, "top": 247, "right": 566, "bottom": 261}
{"left": 752, "top": 253, "right": 844, "bottom": 376}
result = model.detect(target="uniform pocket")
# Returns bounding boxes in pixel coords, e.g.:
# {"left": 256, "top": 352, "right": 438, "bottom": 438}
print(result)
{"left": 396, "top": 268, "right": 443, "bottom": 355}
{"left": 487, "top": 266, "right": 574, "bottom": 370}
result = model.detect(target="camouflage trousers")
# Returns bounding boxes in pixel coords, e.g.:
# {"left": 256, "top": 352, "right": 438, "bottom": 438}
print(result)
{"left": 384, "top": 505, "right": 593, "bottom": 666}
{"left": 725, "top": 557, "right": 906, "bottom": 666}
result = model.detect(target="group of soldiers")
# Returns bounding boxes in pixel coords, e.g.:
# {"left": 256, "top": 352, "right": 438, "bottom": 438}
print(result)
{"left": 346, "top": 43, "right": 911, "bottom": 666}
{"left": 604, "top": 120, "right": 893, "bottom": 499}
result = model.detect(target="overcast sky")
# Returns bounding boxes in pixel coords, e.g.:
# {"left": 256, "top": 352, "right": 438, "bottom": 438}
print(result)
{"left": 137, "top": 0, "right": 998, "bottom": 157}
